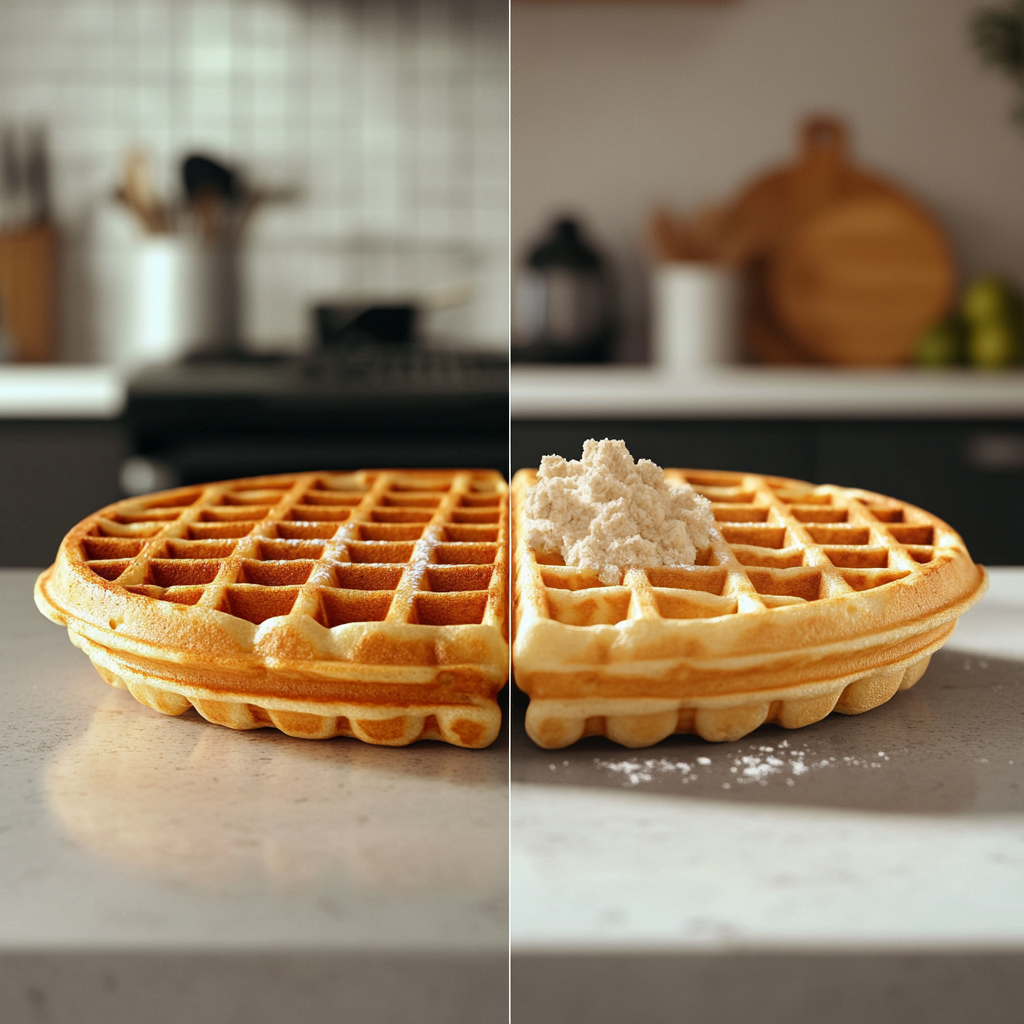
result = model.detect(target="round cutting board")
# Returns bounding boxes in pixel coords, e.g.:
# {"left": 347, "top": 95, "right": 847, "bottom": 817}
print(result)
{"left": 768, "top": 192, "right": 955, "bottom": 365}
{"left": 716, "top": 118, "right": 893, "bottom": 266}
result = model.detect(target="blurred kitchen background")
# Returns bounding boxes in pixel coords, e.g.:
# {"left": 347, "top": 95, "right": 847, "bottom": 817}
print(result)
{"left": 0, "top": 0, "right": 508, "bottom": 565}
{"left": 511, "top": 0, "right": 1024, "bottom": 566}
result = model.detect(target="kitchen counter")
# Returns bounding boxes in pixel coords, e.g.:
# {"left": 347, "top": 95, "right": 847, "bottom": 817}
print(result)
{"left": 0, "top": 352, "right": 507, "bottom": 420}
{"left": 0, "top": 366, "right": 125, "bottom": 419}
{"left": 7, "top": 363, "right": 1024, "bottom": 421}
{"left": 0, "top": 570, "right": 508, "bottom": 1024}
{"left": 511, "top": 568, "right": 1024, "bottom": 1024}
{"left": 513, "top": 364, "right": 1024, "bottom": 419}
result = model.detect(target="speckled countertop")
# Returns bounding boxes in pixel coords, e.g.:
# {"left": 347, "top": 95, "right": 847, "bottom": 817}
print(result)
{"left": 511, "top": 568, "right": 1024, "bottom": 1024}
{"left": 0, "top": 570, "right": 507, "bottom": 1024}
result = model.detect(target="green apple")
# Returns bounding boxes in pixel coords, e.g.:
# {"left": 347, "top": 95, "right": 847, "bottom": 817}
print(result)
{"left": 915, "top": 319, "right": 964, "bottom": 366}
{"left": 962, "top": 276, "right": 1014, "bottom": 325}
{"left": 968, "top": 321, "right": 1017, "bottom": 368}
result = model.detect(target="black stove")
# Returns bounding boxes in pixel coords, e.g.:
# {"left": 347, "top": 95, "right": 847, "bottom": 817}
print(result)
{"left": 126, "top": 349, "right": 508, "bottom": 487}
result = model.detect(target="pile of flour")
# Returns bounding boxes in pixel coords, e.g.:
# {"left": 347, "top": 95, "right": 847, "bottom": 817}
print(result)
{"left": 523, "top": 438, "right": 715, "bottom": 584}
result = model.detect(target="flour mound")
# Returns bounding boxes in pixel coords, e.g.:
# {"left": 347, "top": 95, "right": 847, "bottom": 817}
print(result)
{"left": 523, "top": 438, "right": 715, "bottom": 584}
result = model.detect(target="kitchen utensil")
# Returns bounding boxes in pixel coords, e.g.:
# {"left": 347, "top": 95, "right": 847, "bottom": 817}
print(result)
{"left": 118, "top": 150, "right": 168, "bottom": 234}
{"left": 715, "top": 118, "right": 886, "bottom": 362}
{"left": 182, "top": 154, "right": 238, "bottom": 204}
{"left": 0, "top": 122, "right": 48, "bottom": 230}
{"left": 714, "top": 118, "right": 892, "bottom": 265}
{"left": 708, "top": 116, "right": 955, "bottom": 364}
{"left": 182, "top": 154, "right": 241, "bottom": 242}
{"left": 649, "top": 204, "right": 730, "bottom": 263}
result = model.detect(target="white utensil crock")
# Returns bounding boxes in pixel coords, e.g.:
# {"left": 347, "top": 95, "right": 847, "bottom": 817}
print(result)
{"left": 89, "top": 212, "right": 238, "bottom": 366}
{"left": 652, "top": 262, "right": 740, "bottom": 374}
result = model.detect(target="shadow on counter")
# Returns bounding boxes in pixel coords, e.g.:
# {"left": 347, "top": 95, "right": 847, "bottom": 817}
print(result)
{"left": 511, "top": 649, "right": 1024, "bottom": 816}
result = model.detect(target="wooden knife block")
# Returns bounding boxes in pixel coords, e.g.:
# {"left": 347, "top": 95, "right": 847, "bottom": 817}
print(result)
{"left": 0, "top": 223, "right": 57, "bottom": 362}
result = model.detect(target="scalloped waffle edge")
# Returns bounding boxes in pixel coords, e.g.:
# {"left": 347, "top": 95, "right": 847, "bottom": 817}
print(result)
{"left": 512, "top": 467, "right": 987, "bottom": 749}
{"left": 524, "top": 651, "right": 935, "bottom": 749}
{"left": 80, "top": 635, "right": 499, "bottom": 748}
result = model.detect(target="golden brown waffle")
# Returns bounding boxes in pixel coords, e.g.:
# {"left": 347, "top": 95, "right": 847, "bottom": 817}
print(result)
{"left": 36, "top": 470, "right": 508, "bottom": 748}
{"left": 512, "top": 468, "right": 986, "bottom": 748}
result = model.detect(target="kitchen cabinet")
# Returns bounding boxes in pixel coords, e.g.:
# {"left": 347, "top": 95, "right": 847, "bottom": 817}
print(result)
{"left": 0, "top": 420, "right": 128, "bottom": 566}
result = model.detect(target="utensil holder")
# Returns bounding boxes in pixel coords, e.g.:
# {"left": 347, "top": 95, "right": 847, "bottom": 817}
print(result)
{"left": 92, "top": 230, "right": 238, "bottom": 366}
{"left": 652, "top": 262, "right": 740, "bottom": 374}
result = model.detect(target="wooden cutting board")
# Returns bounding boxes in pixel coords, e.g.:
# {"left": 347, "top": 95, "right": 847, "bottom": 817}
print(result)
{"left": 769, "top": 193, "right": 954, "bottom": 365}
{"left": 713, "top": 117, "right": 955, "bottom": 365}
{"left": 716, "top": 118, "right": 893, "bottom": 265}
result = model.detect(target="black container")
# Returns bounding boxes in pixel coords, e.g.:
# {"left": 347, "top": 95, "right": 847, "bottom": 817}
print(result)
{"left": 512, "top": 218, "right": 615, "bottom": 363}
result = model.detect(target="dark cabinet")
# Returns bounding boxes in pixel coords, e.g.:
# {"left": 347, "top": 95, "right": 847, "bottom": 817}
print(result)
{"left": 0, "top": 421, "right": 128, "bottom": 567}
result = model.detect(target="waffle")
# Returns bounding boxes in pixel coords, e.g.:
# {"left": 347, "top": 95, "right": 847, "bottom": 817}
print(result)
{"left": 36, "top": 470, "right": 508, "bottom": 748}
{"left": 512, "top": 468, "right": 987, "bottom": 748}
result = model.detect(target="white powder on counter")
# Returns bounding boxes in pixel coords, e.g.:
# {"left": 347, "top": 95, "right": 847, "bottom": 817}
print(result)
{"left": 523, "top": 438, "right": 715, "bottom": 584}
{"left": 588, "top": 741, "right": 893, "bottom": 789}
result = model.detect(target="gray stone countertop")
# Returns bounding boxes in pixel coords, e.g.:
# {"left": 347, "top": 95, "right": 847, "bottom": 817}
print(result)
{"left": 0, "top": 569, "right": 508, "bottom": 1024}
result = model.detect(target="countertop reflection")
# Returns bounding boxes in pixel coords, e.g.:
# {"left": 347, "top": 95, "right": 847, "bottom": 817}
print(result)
{"left": 48, "top": 690, "right": 507, "bottom": 891}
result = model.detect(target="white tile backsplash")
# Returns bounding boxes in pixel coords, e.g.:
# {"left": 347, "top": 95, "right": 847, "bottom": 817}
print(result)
{"left": 0, "top": 0, "right": 509, "bottom": 357}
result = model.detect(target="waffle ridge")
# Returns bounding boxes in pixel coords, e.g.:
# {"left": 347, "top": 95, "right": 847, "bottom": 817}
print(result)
{"left": 512, "top": 468, "right": 987, "bottom": 748}
{"left": 36, "top": 469, "right": 509, "bottom": 747}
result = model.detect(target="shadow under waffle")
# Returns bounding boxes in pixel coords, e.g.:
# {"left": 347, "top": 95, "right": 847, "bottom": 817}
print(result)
{"left": 511, "top": 650, "right": 1024, "bottom": 815}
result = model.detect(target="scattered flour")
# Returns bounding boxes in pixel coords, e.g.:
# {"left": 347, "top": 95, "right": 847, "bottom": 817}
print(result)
{"left": 523, "top": 438, "right": 715, "bottom": 585}
{"left": 588, "top": 739, "right": 892, "bottom": 789}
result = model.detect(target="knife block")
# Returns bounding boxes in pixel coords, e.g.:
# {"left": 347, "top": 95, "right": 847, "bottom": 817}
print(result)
{"left": 0, "top": 222, "right": 57, "bottom": 362}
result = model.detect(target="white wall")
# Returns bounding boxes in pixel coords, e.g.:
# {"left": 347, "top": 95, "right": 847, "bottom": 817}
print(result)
{"left": 0, "top": 0, "right": 508, "bottom": 358}
{"left": 511, "top": 0, "right": 1024, "bottom": 360}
